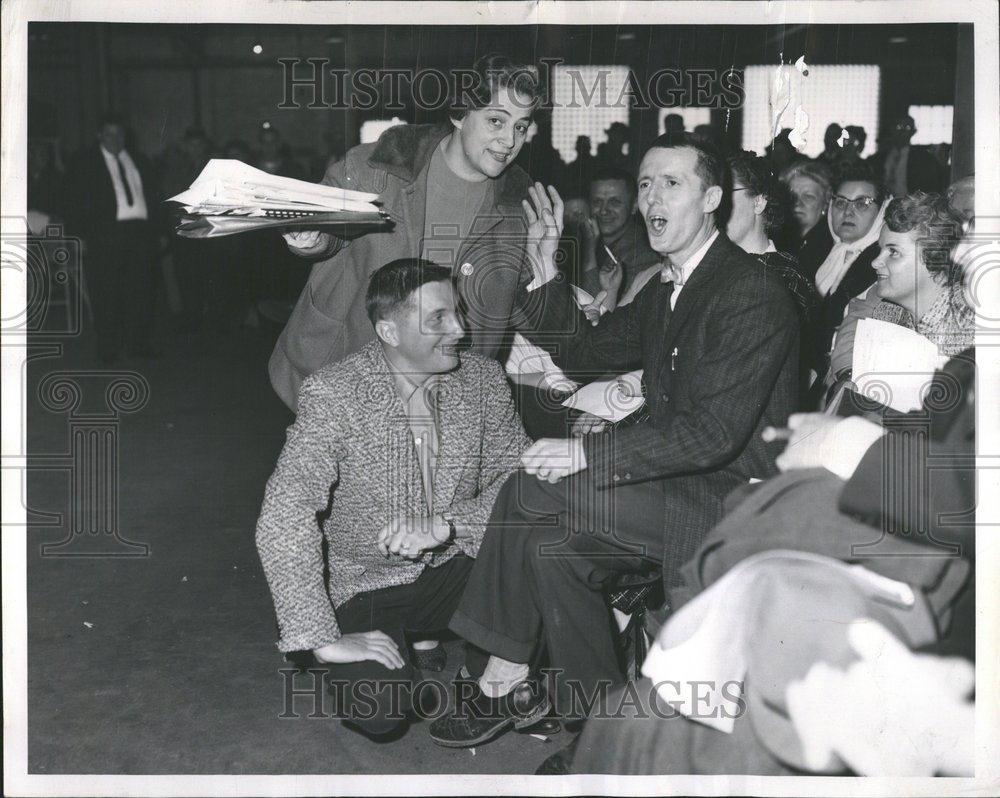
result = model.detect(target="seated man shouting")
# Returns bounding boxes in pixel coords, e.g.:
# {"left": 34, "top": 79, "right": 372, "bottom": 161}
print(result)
{"left": 255, "top": 258, "right": 531, "bottom": 738}
{"left": 430, "top": 132, "right": 800, "bottom": 748}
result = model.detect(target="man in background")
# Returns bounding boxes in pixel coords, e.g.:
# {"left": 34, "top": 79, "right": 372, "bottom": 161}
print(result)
{"left": 873, "top": 114, "right": 946, "bottom": 197}
{"left": 576, "top": 167, "right": 662, "bottom": 307}
{"left": 66, "top": 114, "right": 160, "bottom": 363}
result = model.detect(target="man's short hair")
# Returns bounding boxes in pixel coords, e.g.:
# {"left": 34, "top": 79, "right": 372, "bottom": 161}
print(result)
{"left": 448, "top": 53, "right": 543, "bottom": 122}
{"left": 589, "top": 166, "right": 637, "bottom": 201}
{"left": 727, "top": 150, "right": 784, "bottom": 233}
{"left": 643, "top": 131, "right": 727, "bottom": 192}
{"left": 834, "top": 162, "right": 888, "bottom": 204}
{"left": 365, "top": 258, "right": 454, "bottom": 327}
{"left": 99, "top": 112, "right": 126, "bottom": 130}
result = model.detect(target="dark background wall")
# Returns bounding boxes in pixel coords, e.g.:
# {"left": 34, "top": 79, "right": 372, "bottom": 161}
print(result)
{"left": 27, "top": 21, "right": 972, "bottom": 173}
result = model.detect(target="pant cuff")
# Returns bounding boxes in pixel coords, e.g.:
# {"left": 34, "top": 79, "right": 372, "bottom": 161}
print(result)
{"left": 449, "top": 610, "right": 536, "bottom": 664}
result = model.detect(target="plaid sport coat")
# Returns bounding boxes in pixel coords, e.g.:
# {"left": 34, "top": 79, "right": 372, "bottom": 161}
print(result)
{"left": 529, "top": 233, "right": 800, "bottom": 585}
{"left": 255, "top": 342, "right": 531, "bottom": 652}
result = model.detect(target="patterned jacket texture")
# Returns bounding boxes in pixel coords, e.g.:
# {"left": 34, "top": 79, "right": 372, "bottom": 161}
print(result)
{"left": 255, "top": 341, "right": 531, "bottom": 653}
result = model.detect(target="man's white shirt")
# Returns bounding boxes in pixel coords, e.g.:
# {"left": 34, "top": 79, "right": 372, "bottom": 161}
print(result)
{"left": 99, "top": 146, "right": 149, "bottom": 221}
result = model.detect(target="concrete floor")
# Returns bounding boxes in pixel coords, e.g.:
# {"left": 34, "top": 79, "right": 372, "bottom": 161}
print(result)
{"left": 26, "top": 323, "right": 562, "bottom": 775}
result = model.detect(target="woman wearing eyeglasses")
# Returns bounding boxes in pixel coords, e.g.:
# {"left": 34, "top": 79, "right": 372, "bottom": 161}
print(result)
{"left": 813, "top": 164, "right": 892, "bottom": 356}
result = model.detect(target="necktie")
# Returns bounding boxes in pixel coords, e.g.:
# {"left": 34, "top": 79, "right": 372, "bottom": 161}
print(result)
{"left": 116, "top": 154, "right": 134, "bottom": 206}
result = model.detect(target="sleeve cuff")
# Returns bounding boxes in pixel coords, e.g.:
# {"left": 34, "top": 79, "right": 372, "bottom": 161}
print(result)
{"left": 525, "top": 260, "right": 558, "bottom": 292}
{"left": 821, "top": 417, "right": 886, "bottom": 480}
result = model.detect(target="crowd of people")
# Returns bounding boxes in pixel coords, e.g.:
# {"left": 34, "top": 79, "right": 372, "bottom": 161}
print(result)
{"left": 35, "top": 51, "right": 977, "bottom": 776}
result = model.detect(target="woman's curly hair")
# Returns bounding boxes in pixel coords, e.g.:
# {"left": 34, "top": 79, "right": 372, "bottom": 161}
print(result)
{"left": 883, "top": 192, "right": 965, "bottom": 285}
{"left": 728, "top": 151, "right": 785, "bottom": 233}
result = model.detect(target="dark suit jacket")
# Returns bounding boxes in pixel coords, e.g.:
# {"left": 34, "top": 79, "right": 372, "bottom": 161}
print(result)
{"left": 527, "top": 233, "right": 800, "bottom": 583}
{"left": 793, "top": 215, "right": 834, "bottom": 283}
{"left": 65, "top": 145, "right": 159, "bottom": 241}
{"left": 840, "top": 347, "right": 976, "bottom": 559}
{"left": 816, "top": 241, "right": 879, "bottom": 357}
{"left": 870, "top": 145, "right": 947, "bottom": 196}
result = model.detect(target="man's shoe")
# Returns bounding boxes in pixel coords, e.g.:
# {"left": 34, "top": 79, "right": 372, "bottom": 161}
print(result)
{"left": 429, "top": 679, "right": 550, "bottom": 748}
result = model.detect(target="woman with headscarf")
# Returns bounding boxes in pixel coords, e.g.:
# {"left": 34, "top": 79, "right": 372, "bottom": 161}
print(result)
{"left": 813, "top": 164, "right": 891, "bottom": 356}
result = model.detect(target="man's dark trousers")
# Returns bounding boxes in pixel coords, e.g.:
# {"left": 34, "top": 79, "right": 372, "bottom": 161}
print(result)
{"left": 449, "top": 466, "right": 666, "bottom": 719}
{"left": 86, "top": 219, "right": 156, "bottom": 358}
{"left": 324, "top": 554, "right": 479, "bottom": 735}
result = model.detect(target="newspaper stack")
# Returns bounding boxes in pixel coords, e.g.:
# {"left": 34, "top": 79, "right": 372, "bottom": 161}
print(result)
{"left": 167, "top": 159, "right": 390, "bottom": 239}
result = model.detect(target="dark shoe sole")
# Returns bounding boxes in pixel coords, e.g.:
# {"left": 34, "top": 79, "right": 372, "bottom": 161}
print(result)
{"left": 430, "top": 697, "right": 551, "bottom": 748}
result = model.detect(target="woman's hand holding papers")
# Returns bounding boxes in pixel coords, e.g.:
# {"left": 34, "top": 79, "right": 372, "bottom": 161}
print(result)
{"left": 283, "top": 229, "right": 333, "bottom": 257}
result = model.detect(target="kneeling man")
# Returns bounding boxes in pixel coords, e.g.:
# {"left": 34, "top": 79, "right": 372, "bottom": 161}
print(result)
{"left": 255, "top": 258, "right": 531, "bottom": 738}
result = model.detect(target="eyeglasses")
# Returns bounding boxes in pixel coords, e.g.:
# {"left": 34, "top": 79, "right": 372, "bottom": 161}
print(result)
{"left": 831, "top": 194, "right": 877, "bottom": 212}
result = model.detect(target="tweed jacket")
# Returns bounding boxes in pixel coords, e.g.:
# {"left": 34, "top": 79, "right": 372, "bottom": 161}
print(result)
{"left": 255, "top": 342, "right": 531, "bottom": 653}
{"left": 529, "top": 233, "right": 799, "bottom": 585}
{"left": 269, "top": 123, "right": 536, "bottom": 411}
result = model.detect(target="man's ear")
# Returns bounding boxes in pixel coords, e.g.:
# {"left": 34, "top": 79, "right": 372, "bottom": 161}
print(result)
{"left": 754, "top": 195, "right": 768, "bottom": 218}
{"left": 375, "top": 319, "right": 399, "bottom": 347}
{"left": 704, "top": 185, "right": 723, "bottom": 214}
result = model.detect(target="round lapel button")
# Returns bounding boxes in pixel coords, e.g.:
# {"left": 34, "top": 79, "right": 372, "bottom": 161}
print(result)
{"left": 460, "top": 262, "right": 474, "bottom": 276}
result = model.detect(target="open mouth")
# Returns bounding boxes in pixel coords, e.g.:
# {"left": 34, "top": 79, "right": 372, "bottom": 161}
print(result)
{"left": 487, "top": 150, "right": 510, "bottom": 163}
{"left": 647, "top": 215, "right": 667, "bottom": 235}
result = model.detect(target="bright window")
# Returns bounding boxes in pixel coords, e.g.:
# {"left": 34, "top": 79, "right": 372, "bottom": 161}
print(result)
{"left": 552, "top": 65, "right": 631, "bottom": 161}
{"left": 359, "top": 117, "right": 406, "bottom": 144}
{"left": 908, "top": 105, "right": 953, "bottom": 145}
{"left": 742, "top": 64, "right": 880, "bottom": 158}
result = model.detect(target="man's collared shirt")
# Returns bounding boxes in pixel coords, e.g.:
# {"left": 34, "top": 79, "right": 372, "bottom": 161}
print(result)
{"left": 99, "top": 146, "right": 148, "bottom": 221}
{"left": 388, "top": 364, "right": 442, "bottom": 514}
{"left": 661, "top": 228, "right": 719, "bottom": 310}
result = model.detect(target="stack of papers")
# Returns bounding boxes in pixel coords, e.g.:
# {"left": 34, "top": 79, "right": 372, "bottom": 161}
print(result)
{"left": 167, "top": 160, "right": 391, "bottom": 239}
{"left": 851, "top": 319, "right": 949, "bottom": 412}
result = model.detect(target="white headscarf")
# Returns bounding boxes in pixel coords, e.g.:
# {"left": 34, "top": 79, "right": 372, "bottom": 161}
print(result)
{"left": 814, "top": 197, "right": 891, "bottom": 297}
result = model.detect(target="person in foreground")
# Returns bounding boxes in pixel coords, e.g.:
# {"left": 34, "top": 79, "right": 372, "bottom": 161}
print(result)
{"left": 255, "top": 258, "right": 531, "bottom": 739}
{"left": 565, "top": 348, "right": 975, "bottom": 776}
{"left": 428, "top": 132, "right": 800, "bottom": 749}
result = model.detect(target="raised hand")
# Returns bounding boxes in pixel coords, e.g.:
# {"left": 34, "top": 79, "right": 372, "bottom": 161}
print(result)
{"left": 522, "top": 182, "right": 564, "bottom": 285}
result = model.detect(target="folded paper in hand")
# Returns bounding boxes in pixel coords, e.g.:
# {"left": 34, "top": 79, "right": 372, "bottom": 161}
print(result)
{"left": 562, "top": 369, "right": 644, "bottom": 422}
{"left": 506, "top": 284, "right": 607, "bottom": 388}
{"left": 851, "top": 319, "right": 949, "bottom": 412}
{"left": 167, "top": 159, "right": 391, "bottom": 238}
